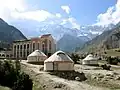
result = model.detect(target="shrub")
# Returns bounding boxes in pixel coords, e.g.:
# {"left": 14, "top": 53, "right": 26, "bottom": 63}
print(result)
{"left": 107, "top": 57, "right": 119, "bottom": 65}
{"left": 0, "top": 60, "right": 33, "bottom": 90}
{"left": 70, "top": 53, "right": 80, "bottom": 64}
{"left": 12, "top": 72, "right": 33, "bottom": 90}
{"left": 101, "top": 64, "right": 111, "bottom": 70}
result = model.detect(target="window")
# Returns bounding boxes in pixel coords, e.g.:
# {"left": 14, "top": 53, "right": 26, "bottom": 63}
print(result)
{"left": 37, "top": 43, "right": 39, "bottom": 49}
{"left": 20, "top": 45, "right": 22, "bottom": 49}
{"left": 49, "top": 40, "right": 51, "bottom": 50}
{"left": 14, "top": 45, "right": 16, "bottom": 50}
{"left": 20, "top": 52, "right": 22, "bottom": 57}
{"left": 27, "top": 44, "right": 29, "bottom": 49}
{"left": 42, "top": 42, "right": 45, "bottom": 51}
{"left": 33, "top": 43, "right": 35, "bottom": 51}
{"left": 44, "top": 39, "right": 47, "bottom": 47}
{"left": 17, "top": 45, "right": 19, "bottom": 49}
{"left": 24, "top": 44, "right": 26, "bottom": 49}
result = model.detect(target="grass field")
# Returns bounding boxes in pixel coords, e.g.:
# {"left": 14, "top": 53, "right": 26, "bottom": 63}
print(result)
{"left": 0, "top": 86, "right": 11, "bottom": 90}
{"left": 103, "top": 48, "right": 120, "bottom": 56}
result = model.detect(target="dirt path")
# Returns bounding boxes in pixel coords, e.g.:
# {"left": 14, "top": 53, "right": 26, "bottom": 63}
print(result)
{"left": 20, "top": 61, "right": 111, "bottom": 90}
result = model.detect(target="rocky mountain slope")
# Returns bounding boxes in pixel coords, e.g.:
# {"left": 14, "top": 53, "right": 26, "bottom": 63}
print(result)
{"left": 57, "top": 34, "right": 85, "bottom": 52}
{"left": 11, "top": 19, "right": 115, "bottom": 52}
{"left": 79, "top": 23, "right": 120, "bottom": 53}
{"left": 0, "top": 18, "right": 27, "bottom": 48}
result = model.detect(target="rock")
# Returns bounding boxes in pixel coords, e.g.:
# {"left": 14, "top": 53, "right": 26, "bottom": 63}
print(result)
{"left": 102, "top": 78, "right": 108, "bottom": 81}
{"left": 75, "top": 77, "right": 81, "bottom": 81}
{"left": 91, "top": 75, "right": 97, "bottom": 79}
{"left": 106, "top": 73, "right": 111, "bottom": 76}
{"left": 54, "top": 83, "right": 65, "bottom": 88}
{"left": 112, "top": 72, "right": 119, "bottom": 75}
{"left": 103, "top": 75, "right": 114, "bottom": 80}
{"left": 115, "top": 76, "right": 120, "bottom": 80}
{"left": 43, "top": 85, "right": 46, "bottom": 88}
{"left": 98, "top": 74, "right": 104, "bottom": 78}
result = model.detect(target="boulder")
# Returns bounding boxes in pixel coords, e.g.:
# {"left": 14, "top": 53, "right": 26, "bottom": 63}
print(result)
{"left": 75, "top": 77, "right": 81, "bottom": 81}
{"left": 115, "top": 76, "right": 120, "bottom": 80}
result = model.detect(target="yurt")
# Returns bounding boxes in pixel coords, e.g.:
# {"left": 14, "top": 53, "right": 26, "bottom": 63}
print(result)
{"left": 44, "top": 51, "right": 74, "bottom": 71}
{"left": 27, "top": 50, "right": 47, "bottom": 64}
{"left": 82, "top": 54, "right": 98, "bottom": 66}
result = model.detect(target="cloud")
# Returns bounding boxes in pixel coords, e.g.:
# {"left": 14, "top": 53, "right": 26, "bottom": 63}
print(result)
{"left": 55, "top": 13, "right": 61, "bottom": 18}
{"left": 0, "top": 0, "right": 80, "bottom": 31}
{"left": 95, "top": 0, "right": 120, "bottom": 26}
{"left": 11, "top": 10, "right": 54, "bottom": 22}
{"left": 0, "top": 0, "right": 26, "bottom": 22}
{"left": 61, "top": 5, "right": 70, "bottom": 14}
{"left": 68, "top": 17, "right": 80, "bottom": 29}
{"left": 60, "top": 17, "right": 80, "bottom": 30}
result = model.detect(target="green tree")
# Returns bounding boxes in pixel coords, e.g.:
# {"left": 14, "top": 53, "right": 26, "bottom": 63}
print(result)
{"left": 70, "top": 53, "right": 80, "bottom": 64}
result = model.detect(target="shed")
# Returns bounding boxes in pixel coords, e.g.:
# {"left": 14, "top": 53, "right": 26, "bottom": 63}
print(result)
{"left": 44, "top": 51, "right": 74, "bottom": 71}
{"left": 27, "top": 50, "right": 47, "bottom": 64}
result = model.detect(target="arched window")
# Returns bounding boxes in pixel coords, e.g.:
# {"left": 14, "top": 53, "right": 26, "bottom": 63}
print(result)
{"left": 14, "top": 45, "right": 16, "bottom": 50}
{"left": 17, "top": 45, "right": 19, "bottom": 49}
{"left": 37, "top": 43, "right": 39, "bottom": 49}
{"left": 6, "top": 55, "right": 9, "bottom": 57}
{"left": 42, "top": 42, "right": 45, "bottom": 51}
{"left": 49, "top": 40, "right": 51, "bottom": 50}
{"left": 33, "top": 43, "right": 35, "bottom": 51}
{"left": 24, "top": 44, "right": 26, "bottom": 49}
{"left": 2, "top": 54, "right": 5, "bottom": 57}
{"left": 20, "top": 45, "right": 22, "bottom": 49}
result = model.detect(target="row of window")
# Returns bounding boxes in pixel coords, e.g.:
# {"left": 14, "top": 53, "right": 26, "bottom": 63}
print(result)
{"left": 0, "top": 54, "right": 12, "bottom": 57}
{"left": 14, "top": 51, "right": 30, "bottom": 58}
{"left": 14, "top": 41, "right": 52, "bottom": 51}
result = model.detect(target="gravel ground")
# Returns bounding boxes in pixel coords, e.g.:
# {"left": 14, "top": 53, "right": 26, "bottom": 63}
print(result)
{"left": 20, "top": 61, "right": 120, "bottom": 90}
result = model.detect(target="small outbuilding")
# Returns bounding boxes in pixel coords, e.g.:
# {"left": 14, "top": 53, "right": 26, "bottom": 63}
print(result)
{"left": 44, "top": 51, "right": 74, "bottom": 71}
{"left": 27, "top": 50, "right": 47, "bottom": 64}
{"left": 82, "top": 54, "right": 98, "bottom": 66}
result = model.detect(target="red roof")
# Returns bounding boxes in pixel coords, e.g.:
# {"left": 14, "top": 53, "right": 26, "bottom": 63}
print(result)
{"left": 30, "top": 37, "right": 40, "bottom": 41}
{"left": 41, "top": 34, "right": 51, "bottom": 38}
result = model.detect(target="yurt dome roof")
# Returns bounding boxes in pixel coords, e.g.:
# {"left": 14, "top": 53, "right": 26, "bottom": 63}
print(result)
{"left": 28, "top": 50, "right": 47, "bottom": 57}
{"left": 83, "top": 54, "right": 97, "bottom": 61}
{"left": 44, "top": 51, "right": 73, "bottom": 62}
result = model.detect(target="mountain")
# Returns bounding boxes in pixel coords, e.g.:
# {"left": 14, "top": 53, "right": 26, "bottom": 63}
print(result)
{"left": 78, "top": 23, "right": 120, "bottom": 53}
{"left": 12, "top": 19, "right": 114, "bottom": 40}
{"left": 0, "top": 18, "right": 27, "bottom": 48}
{"left": 38, "top": 24, "right": 114, "bottom": 40}
{"left": 11, "top": 20, "right": 115, "bottom": 52}
{"left": 57, "top": 34, "right": 85, "bottom": 52}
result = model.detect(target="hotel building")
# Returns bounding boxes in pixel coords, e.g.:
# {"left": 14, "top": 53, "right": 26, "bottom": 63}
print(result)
{"left": 12, "top": 34, "right": 56, "bottom": 59}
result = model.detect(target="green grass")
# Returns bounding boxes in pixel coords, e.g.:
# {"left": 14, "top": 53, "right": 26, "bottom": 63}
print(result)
{"left": 103, "top": 48, "right": 120, "bottom": 56}
{"left": 32, "top": 81, "right": 42, "bottom": 90}
{"left": 0, "top": 86, "right": 11, "bottom": 90}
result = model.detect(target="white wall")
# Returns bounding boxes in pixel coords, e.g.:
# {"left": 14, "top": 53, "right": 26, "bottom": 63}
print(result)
{"left": 44, "top": 62, "right": 53, "bottom": 71}
{"left": 58, "top": 63, "right": 74, "bottom": 71}
{"left": 27, "top": 56, "right": 47, "bottom": 62}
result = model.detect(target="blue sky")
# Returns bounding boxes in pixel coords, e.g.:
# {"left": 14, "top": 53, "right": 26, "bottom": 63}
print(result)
{"left": 0, "top": 0, "right": 119, "bottom": 30}
{"left": 24, "top": 0, "right": 117, "bottom": 25}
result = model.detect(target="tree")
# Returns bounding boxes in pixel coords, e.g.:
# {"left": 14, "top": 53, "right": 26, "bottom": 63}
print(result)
{"left": 70, "top": 53, "right": 80, "bottom": 64}
{"left": 107, "top": 56, "right": 118, "bottom": 65}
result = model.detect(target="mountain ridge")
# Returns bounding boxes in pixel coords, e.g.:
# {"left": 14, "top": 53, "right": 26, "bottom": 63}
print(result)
{"left": 0, "top": 18, "right": 27, "bottom": 48}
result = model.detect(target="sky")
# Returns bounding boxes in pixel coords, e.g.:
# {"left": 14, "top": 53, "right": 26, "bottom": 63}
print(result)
{"left": 0, "top": 0, "right": 119, "bottom": 30}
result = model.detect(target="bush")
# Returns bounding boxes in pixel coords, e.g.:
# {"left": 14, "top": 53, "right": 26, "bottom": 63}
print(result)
{"left": 70, "top": 53, "right": 80, "bottom": 64}
{"left": 101, "top": 64, "right": 111, "bottom": 70}
{"left": 107, "top": 57, "right": 119, "bottom": 65}
{"left": 12, "top": 72, "right": 33, "bottom": 90}
{"left": 0, "top": 60, "right": 33, "bottom": 90}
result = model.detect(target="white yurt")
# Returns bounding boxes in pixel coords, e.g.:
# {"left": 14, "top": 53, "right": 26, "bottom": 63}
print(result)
{"left": 27, "top": 50, "right": 47, "bottom": 64}
{"left": 44, "top": 51, "right": 74, "bottom": 71}
{"left": 82, "top": 54, "right": 98, "bottom": 65}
